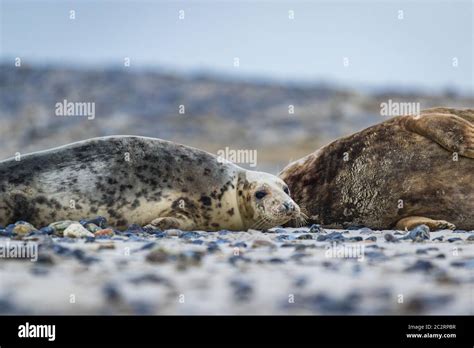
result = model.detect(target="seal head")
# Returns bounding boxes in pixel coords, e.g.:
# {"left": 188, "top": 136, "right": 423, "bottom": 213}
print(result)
{"left": 236, "top": 170, "right": 301, "bottom": 230}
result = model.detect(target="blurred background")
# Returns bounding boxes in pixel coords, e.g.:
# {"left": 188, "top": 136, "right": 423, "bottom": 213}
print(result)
{"left": 0, "top": 0, "right": 472, "bottom": 173}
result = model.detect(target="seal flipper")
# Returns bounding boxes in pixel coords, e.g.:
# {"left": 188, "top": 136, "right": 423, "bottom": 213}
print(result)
{"left": 421, "top": 107, "right": 474, "bottom": 123}
{"left": 404, "top": 112, "right": 474, "bottom": 158}
{"left": 146, "top": 215, "right": 195, "bottom": 231}
{"left": 396, "top": 216, "right": 456, "bottom": 231}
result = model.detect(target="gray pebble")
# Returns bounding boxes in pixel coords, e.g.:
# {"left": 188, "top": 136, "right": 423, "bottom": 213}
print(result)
{"left": 405, "top": 260, "right": 436, "bottom": 272}
{"left": 384, "top": 233, "right": 399, "bottom": 243}
{"left": 308, "top": 224, "right": 325, "bottom": 233}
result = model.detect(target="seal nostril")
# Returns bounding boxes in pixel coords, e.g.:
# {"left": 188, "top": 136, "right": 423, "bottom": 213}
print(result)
{"left": 283, "top": 202, "right": 294, "bottom": 212}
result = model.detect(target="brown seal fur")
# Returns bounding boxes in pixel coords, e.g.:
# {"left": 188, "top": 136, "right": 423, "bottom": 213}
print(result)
{"left": 279, "top": 108, "right": 474, "bottom": 230}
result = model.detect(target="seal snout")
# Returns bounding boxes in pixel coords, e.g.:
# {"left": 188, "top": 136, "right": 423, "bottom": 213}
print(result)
{"left": 282, "top": 201, "right": 296, "bottom": 213}
{"left": 279, "top": 200, "right": 300, "bottom": 218}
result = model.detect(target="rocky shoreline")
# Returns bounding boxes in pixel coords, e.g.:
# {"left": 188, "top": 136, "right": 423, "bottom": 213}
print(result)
{"left": 0, "top": 218, "right": 473, "bottom": 315}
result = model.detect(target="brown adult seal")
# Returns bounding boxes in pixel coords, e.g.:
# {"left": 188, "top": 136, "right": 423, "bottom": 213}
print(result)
{"left": 279, "top": 108, "right": 474, "bottom": 230}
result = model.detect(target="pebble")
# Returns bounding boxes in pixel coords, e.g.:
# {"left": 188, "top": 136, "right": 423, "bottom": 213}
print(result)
{"left": 365, "top": 236, "right": 377, "bottom": 242}
{"left": 294, "top": 244, "right": 307, "bottom": 251}
{"left": 268, "top": 257, "right": 285, "bottom": 264}
{"left": 230, "top": 279, "right": 253, "bottom": 301}
{"left": 63, "top": 223, "right": 95, "bottom": 238}
{"left": 447, "top": 237, "right": 462, "bottom": 243}
{"left": 304, "top": 292, "right": 357, "bottom": 314}
{"left": 450, "top": 259, "right": 474, "bottom": 269}
{"left": 0, "top": 228, "right": 13, "bottom": 237}
{"left": 82, "top": 216, "right": 108, "bottom": 229}
{"left": 94, "top": 228, "right": 114, "bottom": 237}
{"left": 127, "top": 224, "right": 144, "bottom": 233}
{"left": 84, "top": 223, "right": 101, "bottom": 233}
{"left": 39, "top": 226, "right": 54, "bottom": 235}
{"left": 365, "top": 251, "right": 389, "bottom": 262}
{"left": 180, "top": 231, "right": 201, "bottom": 239}
{"left": 165, "top": 229, "right": 182, "bottom": 237}
{"left": 359, "top": 227, "right": 373, "bottom": 234}
{"left": 71, "top": 249, "right": 99, "bottom": 265}
{"left": 432, "top": 236, "right": 444, "bottom": 242}
{"left": 216, "top": 238, "right": 230, "bottom": 244}
{"left": 317, "top": 232, "right": 345, "bottom": 242}
{"left": 308, "top": 224, "right": 325, "bottom": 233}
{"left": 228, "top": 255, "right": 251, "bottom": 265}
{"left": 252, "top": 239, "right": 276, "bottom": 248}
{"left": 232, "top": 241, "right": 247, "bottom": 248}
{"left": 98, "top": 243, "right": 115, "bottom": 250}
{"left": 177, "top": 251, "right": 204, "bottom": 269}
{"left": 297, "top": 234, "right": 313, "bottom": 240}
{"left": 146, "top": 248, "right": 170, "bottom": 263}
{"left": 207, "top": 241, "right": 220, "bottom": 253}
{"left": 130, "top": 274, "right": 169, "bottom": 285}
{"left": 467, "top": 234, "right": 474, "bottom": 241}
{"left": 276, "top": 235, "right": 295, "bottom": 241}
{"left": 402, "top": 225, "right": 430, "bottom": 242}
{"left": 103, "top": 283, "right": 122, "bottom": 303}
{"left": 36, "top": 253, "right": 55, "bottom": 265}
{"left": 384, "top": 233, "right": 399, "bottom": 243}
{"left": 48, "top": 220, "right": 77, "bottom": 236}
{"left": 291, "top": 252, "right": 310, "bottom": 261}
{"left": 12, "top": 221, "right": 37, "bottom": 236}
{"left": 405, "top": 294, "right": 453, "bottom": 312}
{"left": 139, "top": 242, "right": 156, "bottom": 251}
{"left": 405, "top": 260, "right": 436, "bottom": 272}
{"left": 348, "top": 236, "right": 363, "bottom": 242}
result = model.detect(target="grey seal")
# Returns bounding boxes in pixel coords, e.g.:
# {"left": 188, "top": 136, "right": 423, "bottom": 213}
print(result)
{"left": 0, "top": 136, "right": 301, "bottom": 231}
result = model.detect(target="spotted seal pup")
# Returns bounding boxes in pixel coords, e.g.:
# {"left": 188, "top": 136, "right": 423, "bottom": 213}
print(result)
{"left": 0, "top": 136, "right": 301, "bottom": 231}
{"left": 280, "top": 107, "right": 474, "bottom": 230}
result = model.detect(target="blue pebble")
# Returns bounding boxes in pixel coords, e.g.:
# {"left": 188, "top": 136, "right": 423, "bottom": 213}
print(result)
{"left": 216, "top": 238, "right": 230, "bottom": 244}
{"left": 127, "top": 224, "right": 143, "bottom": 232}
{"left": 85, "top": 236, "right": 96, "bottom": 243}
{"left": 39, "top": 226, "right": 55, "bottom": 235}
{"left": 53, "top": 244, "right": 71, "bottom": 256}
{"left": 207, "top": 241, "right": 220, "bottom": 253}
{"left": 84, "top": 216, "right": 108, "bottom": 229}
{"left": 0, "top": 229, "right": 13, "bottom": 237}
{"left": 180, "top": 231, "right": 201, "bottom": 239}
{"left": 308, "top": 224, "right": 325, "bottom": 233}
{"left": 140, "top": 242, "right": 156, "bottom": 250}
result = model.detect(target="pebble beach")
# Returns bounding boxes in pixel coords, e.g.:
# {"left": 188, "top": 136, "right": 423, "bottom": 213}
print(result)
{"left": 0, "top": 219, "right": 473, "bottom": 315}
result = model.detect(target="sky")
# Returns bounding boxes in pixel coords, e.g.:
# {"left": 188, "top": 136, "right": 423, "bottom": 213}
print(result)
{"left": 1, "top": 0, "right": 473, "bottom": 93}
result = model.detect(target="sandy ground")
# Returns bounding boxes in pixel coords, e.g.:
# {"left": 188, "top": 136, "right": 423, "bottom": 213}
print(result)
{"left": 0, "top": 226, "right": 473, "bottom": 315}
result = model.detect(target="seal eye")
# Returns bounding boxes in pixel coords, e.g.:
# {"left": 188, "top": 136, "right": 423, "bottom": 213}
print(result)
{"left": 283, "top": 186, "right": 290, "bottom": 195}
{"left": 255, "top": 191, "right": 267, "bottom": 199}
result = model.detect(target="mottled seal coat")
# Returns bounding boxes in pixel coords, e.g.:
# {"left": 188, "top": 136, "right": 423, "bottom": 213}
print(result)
{"left": 280, "top": 108, "right": 474, "bottom": 230}
{"left": 0, "top": 136, "right": 300, "bottom": 231}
